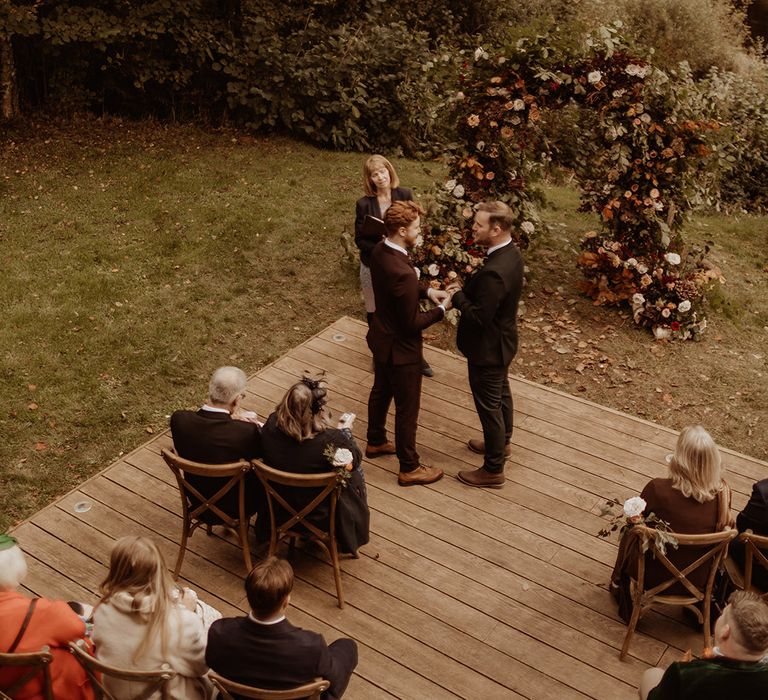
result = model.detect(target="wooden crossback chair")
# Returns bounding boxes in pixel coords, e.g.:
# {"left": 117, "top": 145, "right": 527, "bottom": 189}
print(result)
{"left": 68, "top": 640, "right": 176, "bottom": 700}
{"left": 0, "top": 647, "right": 54, "bottom": 700}
{"left": 724, "top": 530, "right": 768, "bottom": 601}
{"left": 209, "top": 671, "right": 330, "bottom": 700}
{"left": 161, "top": 447, "right": 253, "bottom": 578}
{"left": 251, "top": 459, "right": 344, "bottom": 609}
{"left": 620, "top": 526, "right": 737, "bottom": 660}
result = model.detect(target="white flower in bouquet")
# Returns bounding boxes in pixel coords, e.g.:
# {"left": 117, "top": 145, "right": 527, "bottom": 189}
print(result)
{"left": 678, "top": 299, "right": 692, "bottom": 313}
{"left": 474, "top": 47, "right": 488, "bottom": 61}
{"left": 414, "top": 234, "right": 423, "bottom": 248}
{"left": 623, "top": 496, "right": 646, "bottom": 520}
{"left": 613, "top": 88, "right": 626, "bottom": 98}
{"left": 444, "top": 179, "right": 457, "bottom": 191}
{"left": 427, "top": 263, "right": 440, "bottom": 277}
{"left": 631, "top": 293, "right": 645, "bottom": 306}
{"left": 513, "top": 98, "right": 526, "bottom": 111}
{"left": 332, "top": 448, "right": 354, "bottom": 468}
{"left": 636, "top": 264, "right": 649, "bottom": 274}
{"left": 520, "top": 221, "right": 535, "bottom": 235}
{"left": 664, "top": 252, "right": 681, "bottom": 265}
{"left": 414, "top": 266, "right": 421, "bottom": 279}
{"left": 626, "top": 258, "right": 638, "bottom": 268}
{"left": 452, "top": 184, "right": 465, "bottom": 198}
{"left": 587, "top": 70, "right": 602, "bottom": 84}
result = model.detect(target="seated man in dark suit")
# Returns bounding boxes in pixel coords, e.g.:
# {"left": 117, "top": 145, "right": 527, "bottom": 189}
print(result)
{"left": 640, "top": 590, "right": 768, "bottom": 700}
{"left": 170, "top": 365, "right": 261, "bottom": 518}
{"left": 206, "top": 557, "right": 358, "bottom": 699}
{"left": 732, "top": 478, "right": 768, "bottom": 590}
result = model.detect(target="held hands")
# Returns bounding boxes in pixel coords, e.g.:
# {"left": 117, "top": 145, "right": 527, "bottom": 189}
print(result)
{"left": 428, "top": 287, "right": 454, "bottom": 311}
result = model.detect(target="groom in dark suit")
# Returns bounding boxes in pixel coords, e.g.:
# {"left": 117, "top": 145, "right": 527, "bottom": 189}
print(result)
{"left": 366, "top": 200, "right": 450, "bottom": 486}
{"left": 448, "top": 201, "right": 524, "bottom": 488}
{"left": 206, "top": 557, "right": 358, "bottom": 699}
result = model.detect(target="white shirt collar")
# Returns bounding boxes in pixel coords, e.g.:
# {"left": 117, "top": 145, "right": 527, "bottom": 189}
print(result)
{"left": 201, "top": 404, "right": 230, "bottom": 414}
{"left": 248, "top": 612, "right": 286, "bottom": 625}
{"left": 384, "top": 238, "right": 408, "bottom": 256}
{"left": 487, "top": 238, "right": 512, "bottom": 256}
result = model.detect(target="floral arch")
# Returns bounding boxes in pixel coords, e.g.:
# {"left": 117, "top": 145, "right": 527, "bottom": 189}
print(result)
{"left": 415, "top": 26, "right": 722, "bottom": 340}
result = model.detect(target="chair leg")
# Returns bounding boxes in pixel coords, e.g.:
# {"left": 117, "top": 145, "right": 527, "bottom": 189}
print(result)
{"left": 330, "top": 537, "right": 344, "bottom": 610}
{"left": 238, "top": 519, "right": 253, "bottom": 574}
{"left": 620, "top": 602, "right": 642, "bottom": 661}
{"left": 703, "top": 596, "right": 712, "bottom": 650}
{"left": 174, "top": 519, "right": 190, "bottom": 580}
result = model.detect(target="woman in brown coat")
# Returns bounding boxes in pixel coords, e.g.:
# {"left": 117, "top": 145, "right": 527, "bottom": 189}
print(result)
{"left": 610, "top": 425, "right": 732, "bottom": 622}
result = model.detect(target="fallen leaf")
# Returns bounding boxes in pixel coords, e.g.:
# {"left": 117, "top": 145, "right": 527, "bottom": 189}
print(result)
{"left": 145, "top": 426, "right": 154, "bottom": 434}
{"left": 27, "top": 384, "right": 37, "bottom": 391}
{"left": 34, "top": 442, "right": 47, "bottom": 451}
{"left": 662, "top": 393, "right": 673, "bottom": 404}
{"left": 28, "top": 402, "right": 38, "bottom": 410}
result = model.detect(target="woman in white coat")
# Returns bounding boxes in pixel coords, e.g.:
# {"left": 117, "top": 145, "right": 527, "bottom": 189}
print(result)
{"left": 93, "top": 536, "right": 212, "bottom": 700}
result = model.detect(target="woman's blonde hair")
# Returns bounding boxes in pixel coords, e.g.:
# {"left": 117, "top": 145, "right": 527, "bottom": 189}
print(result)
{"left": 668, "top": 425, "right": 724, "bottom": 503}
{"left": 363, "top": 155, "right": 399, "bottom": 196}
{"left": 98, "top": 536, "right": 177, "bottom": 663}
{"left": 274, "top": 379, "right": 328, "bottom": 442}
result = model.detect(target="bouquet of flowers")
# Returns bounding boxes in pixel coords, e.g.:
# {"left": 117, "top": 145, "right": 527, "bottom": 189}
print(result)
{"left": 323, "top": 445, "right": 354, "bottom": 489}
{"left": 598, "top": 496, "right": 678, "bottom": 555}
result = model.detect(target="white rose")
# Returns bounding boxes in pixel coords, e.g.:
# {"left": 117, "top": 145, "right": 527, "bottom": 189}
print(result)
{"left": 678, "top": 300, "right": 691, "bottom": 313}
{"left": 332, "top": 448, "right": 354, "bottom": 467}
{"left": 636, "top": 264, "right": 649, "bottom": 274}
{"left": 623, "top": 496, "right": 647, "bottom": 519}
{"left": 414, "top": 266, "right": 421, "bottom": 279}
{"left": 626, "top": 258, "right": 638, "bottom": 268}
{"left": 587, "top": 70, "right": 602, "bottom": 84}
{"left": 427, "top": 263, "right": 440, "bottom": 276}
{"left": 625, "top": 64, "right": 640, "bottom": 76}
{"left": 452, "top": 184, "right": 465, "bottom": 198}
{"left": 520, "top": 221, "right": 535, "bottom": 235}
{"left": 513, "top": 98, "right": 525, "bottom": 111}
{"left": 664, "top": 252, "right": 681, "bottom": 265}
{"left": 632, "top": 293, "right": 645, "bottom": 306}
{"left": 414, "top": 235, "right": 423, "bottom": 248}
{"left": 444, "top": 179, "right": 457, "bottom": 191}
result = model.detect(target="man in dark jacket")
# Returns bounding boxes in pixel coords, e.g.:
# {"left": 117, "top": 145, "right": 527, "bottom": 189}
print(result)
{"left": 448, "top": 201, "right": 524, "bottom": 488}
{"left": 206, "top": 557, "right": 358, "bottom": 699}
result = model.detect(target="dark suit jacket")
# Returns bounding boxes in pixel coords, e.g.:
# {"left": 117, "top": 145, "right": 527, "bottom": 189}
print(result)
{"left": 647, "top": 657, "right": 768, "bottom": 700}
{"left": 259, "top": 413, "right": 370, "bottom": 555}
{"left": 170, "top": 409, "right": 261, "bottom": 517}
{"left": 367, "top": 241, "right": 443, "bottom": 366}
{"left": 354, "top": 187, "right": 412, "bottom": 266}
{"left": 206, "top": 617, "right": 357, "bottom": 700}
{"left": 453, "top": 240, "right": 524, "bottom": 367}
{"left": 733, "top": 478, "right": 768, "bottom": 589}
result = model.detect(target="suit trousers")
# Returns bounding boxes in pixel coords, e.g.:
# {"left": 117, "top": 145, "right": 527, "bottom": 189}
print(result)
{"left": 327, "top": 638, "right": 359, "bottom": 700}
{"left": 468, "top": 363, "right": 513, "bottom": 473}
{"left": 367, "top": 360, "right": 422, "bottom": 473}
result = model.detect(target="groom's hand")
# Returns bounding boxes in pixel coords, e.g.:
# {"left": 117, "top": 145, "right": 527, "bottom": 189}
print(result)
{"left": 428, "top": 288, "right": 449, "bottom": 305}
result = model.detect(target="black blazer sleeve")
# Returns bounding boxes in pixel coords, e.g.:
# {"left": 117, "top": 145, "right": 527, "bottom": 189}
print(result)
{"left": 737, "top": 480, "right": 768, "bottom": 534}
{"left": 354, "top": 188, "right": 413, "bottom": 261}
{"left": 453, "top": 268, "right": 508, "bottom": 329}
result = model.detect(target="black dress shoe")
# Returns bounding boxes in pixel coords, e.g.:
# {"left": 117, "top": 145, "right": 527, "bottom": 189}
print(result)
{"left": 421, "top": 360, "right": 434, "bottom": 377}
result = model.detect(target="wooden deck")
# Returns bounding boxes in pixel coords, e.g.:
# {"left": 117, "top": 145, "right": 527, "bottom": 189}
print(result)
{"left": 11, "top": 316, "right": 768, "bottom": 699}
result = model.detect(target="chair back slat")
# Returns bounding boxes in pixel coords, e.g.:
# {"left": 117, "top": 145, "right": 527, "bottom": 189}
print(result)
{"left": 69, "top": 640, "right": 177, "bottom": 700}
{"left": 0, "top": 648, "right": 54, "bottom": 700}
{"left": 734, "top": 530, "right": 768, "bottom": 600}
{"left": 209, "top": 671, "right": 330, "bottom": 700}
{"left": 161, "top": 448, "right": 254, "bottom": 576}
{"left": 251, "top": 459, "right": 344, "bottom": 609}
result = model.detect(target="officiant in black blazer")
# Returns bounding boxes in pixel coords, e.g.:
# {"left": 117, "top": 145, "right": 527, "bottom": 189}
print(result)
{"left": 366, "top": 200, "right": 449, "bottom": 487}
{"left": 448, "top": 201, "right": 524, "bottom": 488}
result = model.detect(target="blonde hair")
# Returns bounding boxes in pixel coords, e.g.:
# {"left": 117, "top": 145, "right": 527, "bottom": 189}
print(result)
{"left": 274, "top": 380, "right": 328, "bottom": 442}
{"left": 668, "top": 425, "right": 724, "bottom": 503}
{"left": 727, "top": 590, "right": 768, "bottom": 655}
{"left": 98, "top": 536, "right": 177, "bottom": 664}
{"left": 363, "top": 155, "right": 400, "bottom": 196}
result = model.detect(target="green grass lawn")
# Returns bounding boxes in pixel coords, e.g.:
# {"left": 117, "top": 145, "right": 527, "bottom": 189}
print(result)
{"left": 2, "top": 118, "right": 767, "bottom": 532}
{"left": 0, "top": 119, "right": 443, "bottom": 531}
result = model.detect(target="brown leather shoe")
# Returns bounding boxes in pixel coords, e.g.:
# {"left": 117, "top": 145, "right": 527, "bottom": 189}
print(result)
{"left": 467, "top": 438, "right": 512, "bottom": 457}
{"left": 458, "top": 467, "right": 505, "bottom": 488}
{"left": 398, "top": 464, "right": 444, "bottom": 486}
{"left": 365, "top": 441, "right": 396, "bottom": 458}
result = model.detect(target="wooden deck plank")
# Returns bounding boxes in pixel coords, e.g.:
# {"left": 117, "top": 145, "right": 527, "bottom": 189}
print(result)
{"left": 11, "top": 316, "right": 767, "bottom": 700}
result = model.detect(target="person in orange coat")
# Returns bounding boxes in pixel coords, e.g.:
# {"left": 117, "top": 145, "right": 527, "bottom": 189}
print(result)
{"left": 0, "top": 534, "right": 94, "bottom": 700}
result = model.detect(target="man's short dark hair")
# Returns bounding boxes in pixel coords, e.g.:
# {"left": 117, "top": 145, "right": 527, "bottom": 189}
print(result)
{"left": 477, "top": 201, "right": 514, "bottom": 233}
{"left": 245, "top": 556, "right": 294, "bottom": 619}
{"left": 384, "top": 200, "right": 424, "bottom": 237}
{"left": 728, "top": 590, "right": 768, "bottom": 655}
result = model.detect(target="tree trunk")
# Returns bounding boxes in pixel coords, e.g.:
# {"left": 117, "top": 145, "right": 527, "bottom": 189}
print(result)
{"left": 1, "top": 35, "right": 19, "bottom": 121}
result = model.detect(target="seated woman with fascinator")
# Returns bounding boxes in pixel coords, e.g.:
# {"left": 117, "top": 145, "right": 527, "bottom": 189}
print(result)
{"left": 259, "top": 375, "right": 370, "bottom": 556}
{"left": 610, "top": 425, "right": 733, "bottom": 622}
